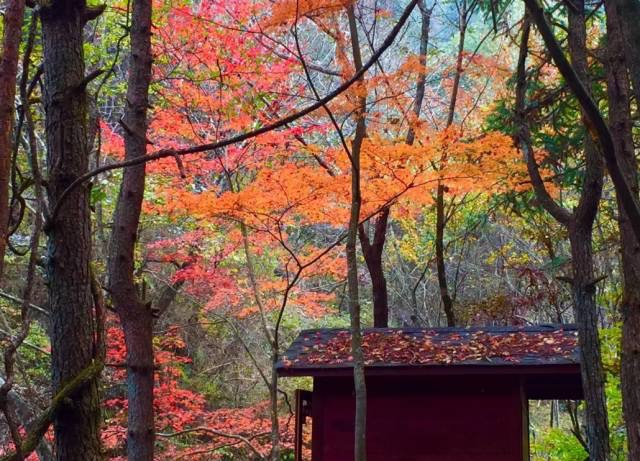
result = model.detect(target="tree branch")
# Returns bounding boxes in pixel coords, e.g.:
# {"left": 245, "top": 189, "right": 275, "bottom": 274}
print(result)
{"left": 523, "top": 0, "right": 640, "bottom": 242}
{"left": 48, "top": 0, "right": 421, "bottom": 226}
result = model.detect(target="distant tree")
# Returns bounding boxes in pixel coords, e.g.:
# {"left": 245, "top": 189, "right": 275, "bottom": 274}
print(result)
{"left": 0, "top": 0, "right": 26, "bottom": 281}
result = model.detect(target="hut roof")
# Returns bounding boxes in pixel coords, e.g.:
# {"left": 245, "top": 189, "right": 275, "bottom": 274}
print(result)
{"left": 277, "top": 324, "right": 579, "bottom": 378}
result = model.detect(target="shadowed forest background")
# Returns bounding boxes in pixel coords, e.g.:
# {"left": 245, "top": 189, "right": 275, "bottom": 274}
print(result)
{"left": 0, "top": 0, "right": 639, "bottom": 459}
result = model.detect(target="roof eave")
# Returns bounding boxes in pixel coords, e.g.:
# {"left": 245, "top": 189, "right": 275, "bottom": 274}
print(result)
{"left": 276, "top": 362, "right": 581, "bottom": 378}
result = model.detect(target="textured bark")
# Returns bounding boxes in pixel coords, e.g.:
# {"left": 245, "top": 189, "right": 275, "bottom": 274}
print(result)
{"left": 106, "top": 0, "right": 154, "bottom": 459}
{"left": 604, "top": 2, "right": 640, "bottom": 459}
{"left": 614, "top": 0, "right": 640, "bottom": 107}
{"left": 516, "top": 10, "right": 610, "bottom": 459}
{"left": 569, "top": 225, "right": 610, "bottom": 461}
{"left": 358, "top": 1, "right": 431, "bottom": 327}
{"left": 0, "top": 0, "right": 26, "bottom": 281}
{"left": 347, "top": 6, "right": 367, "bottom": 460}
{"left": 567, "top": 8, "right": 610, "bottom": 458}
{"left": 41, "top": 1, "right": 102, "bottom": 459}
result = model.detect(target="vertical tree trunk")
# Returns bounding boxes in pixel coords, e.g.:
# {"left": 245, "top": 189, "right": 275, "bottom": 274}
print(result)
{"left": 41, "top": 2, "right": 103, "bottom": 459}
{"left": 604, "top": 2, "right": 640, "bottom": 458}
{"left": 436, "top": 183, "right": 455, "bottom": 326}
{"left": 0, "top": 0, "right": 26, "bottom": 282}
{"left": 434, "top": 0, "right": 469, "bottom": 327}
{"left": 445, "top": 5, "right": 466, "bottom": 128}
{"left": 106, "top": 0, "right": 154, "bottom": 459}
{"left": 614, "top": 0, "right": 640, "bottom": 107}
{"left": 347, "top": 5, "right": 367, "bottom": 460}
{"left": 359, "top": 212, "right": 389, "bottom": 328}
{"left": 569, "top": 225, "right": 610, "bottom": 460}
{"left": 568, "top": 5, "right": 610, "bottom": 458}
{"left": 516, "top": 8, "right": 610, "bottom": 459}
{"left": 358, "top": 0, "right": 432, "bottom": 327}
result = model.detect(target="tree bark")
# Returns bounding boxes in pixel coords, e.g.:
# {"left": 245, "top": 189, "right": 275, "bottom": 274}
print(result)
{"left": 0, "top": 0, "right": 26, "bottom": 282}
{"left": 568, "top": 7, "right": 610, "bottom": 457}
{"left": 347, "top": 5, "right": 367, "bottom": 460}
{"left": 569, "top": 225, "right": 610, "bottom": 461}
{"left": 614, "top": 0, "right": 640, "bottom": 108}
{"left": 106, "top": 0, "right": 154, "bottom": 459}
{"left": 516, "top": 9, "right": 610, "bottom": 459}
{"left": 41, "top": 1, "right": 103, "bottom": 459}
{"left": 604, "top": 2, "right": 640, "bottom": 458}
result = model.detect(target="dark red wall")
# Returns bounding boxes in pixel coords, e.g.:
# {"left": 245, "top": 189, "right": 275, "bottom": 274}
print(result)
{"left": 311, "top": 375, "right": 527, "bottom": 461}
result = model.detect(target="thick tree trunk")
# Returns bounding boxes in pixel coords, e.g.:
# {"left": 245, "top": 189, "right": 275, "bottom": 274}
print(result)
{"left": 120, "top": 311, "right": 154, "bottom": 461}
{"left": 614, "top": 0, "right": 640, "bottom": 107}
{"left": 568, "top": 6, "right": 610, "bottom": 458}
{"left": 604, "top": 2, "right": 640, "bottom": 458}
{"left": 569, "top": 225, "right": 610, "bottom": 461}
{"left": 41, "top": 2, "right": 102, "bottom": 459}
{"left": 0, "top": 0, "right": 25, "bottom": 281}
{"left": 516, "top": 8, "right": 610, "bottom": 459}
{"left": 106, "top": 0, "right": 154, "bottom": 459}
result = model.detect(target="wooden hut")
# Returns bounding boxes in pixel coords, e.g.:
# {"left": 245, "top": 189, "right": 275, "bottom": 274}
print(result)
{"left": 277, "top": 324, "right": 582, "bottom": 461}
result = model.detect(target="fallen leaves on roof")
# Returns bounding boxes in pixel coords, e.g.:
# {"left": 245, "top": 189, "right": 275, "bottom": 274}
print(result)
{"left": 279, "top": 326, "right": 578, "bottom": 368}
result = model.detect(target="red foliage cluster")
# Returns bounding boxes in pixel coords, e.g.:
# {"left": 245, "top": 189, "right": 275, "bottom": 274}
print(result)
{"left": 102, "top": 318, "right": 294, "bottom": 459}
{"left": 281, "top": 328, "right": 578, "bottom": 367}
{"left": 161, "top": 402, "right": 295, "bottom": 460}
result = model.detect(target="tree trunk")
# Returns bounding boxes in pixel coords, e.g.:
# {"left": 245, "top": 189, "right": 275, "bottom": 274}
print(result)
{"left": 0, "top": 0, "right": 25, "bottom": 282}
{"left": 41, "top": 2, "right": 103, "bottom": 459}
{"left": 604, "top": 2, "right": 640, "bottom": 458}
{"left": 434, "top": 0, "right": 469, "bottom": 327}
{"left": 516, "top": 8, "right": 610, "bottom": 458}
{"left": 568, "top": 5, "right": 610, "bottom": 458}
{"left": 358, "top": 1, "right": 432, "bottom": 327}
{"left": 359, "top": 211, "right": 389, "bottom": 328}
{"left": 347, "top": 5, "right": 367, "bottom": 460}
{"left": 569, "top": 225, "right": 610, "bottom": 461}
{"left": 106, "top": 0, "right": 154, "bottom": 459}
{"left": 119, "top": 312, "right": 154, "bottom": 461}
{"left": 445, "top": 6, "right": 466, "bottom": 128}
{"left": 614, "top": 0, "right": 640, "bottom": 108}
{"left": 406, "top": 0, "right": 432, "bottom": 146}
{"left": 436, "top": 183, "right": 455, "bottom": 326}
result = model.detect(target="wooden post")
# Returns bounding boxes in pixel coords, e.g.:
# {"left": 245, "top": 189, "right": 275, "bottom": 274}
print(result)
{"left": 295, "top": 389, "right": 312, "bottom": 461}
